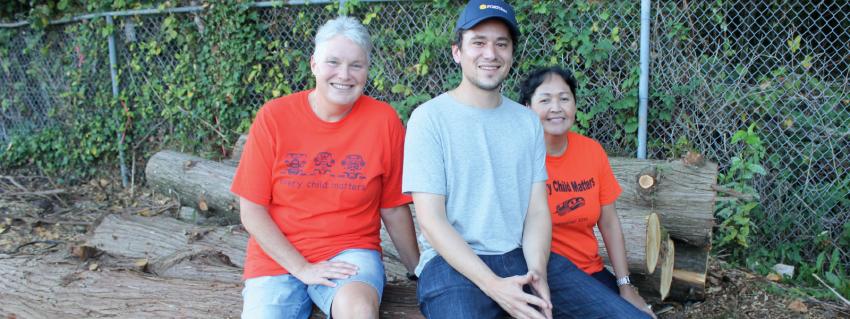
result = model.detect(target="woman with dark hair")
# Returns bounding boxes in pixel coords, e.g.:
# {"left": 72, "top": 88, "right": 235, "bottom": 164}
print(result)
{"left": 519, "top": 66, "right": 656, "bottom": 318}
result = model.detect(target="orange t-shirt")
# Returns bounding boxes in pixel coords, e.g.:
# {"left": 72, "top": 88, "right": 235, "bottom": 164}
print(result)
{"left": 546, "top": 132, "right": 622, "bottom": 274}
{"left": 230, "top": 90, "right": 411, "bottom": 279}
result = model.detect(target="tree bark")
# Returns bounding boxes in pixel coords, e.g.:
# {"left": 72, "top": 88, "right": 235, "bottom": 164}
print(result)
{"left": 631, "top": 237, "right": 675, "bottom": 301}
{"left": 609, "top": 157, "right": 718, "bottom": 247}
{"left": 145, "top": 150, "right": 239, "bottom": 215}
{"left": 667, "top": 241, "right": 709, "bottom": 301}
{"left": 0, "top": 255, "right": 243, "bottom": 318}
{"left": 595, "top": 210, "right": 661, "bottom": 274}
{"left": 158, "top": 149, "right": 718, "bottom": 248}
{"left": 88, "top": 213, "right": 414, "bottom": 282}
{"left": 225, "top": 134, "right": 249, "bottom": 166}
{"left": 88, "top": 213, "right": 248, "bottom": 267}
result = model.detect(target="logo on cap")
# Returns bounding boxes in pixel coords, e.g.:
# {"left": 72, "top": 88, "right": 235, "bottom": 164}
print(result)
{"left": 479, "top": 4, "right": 508, "bottom": 14}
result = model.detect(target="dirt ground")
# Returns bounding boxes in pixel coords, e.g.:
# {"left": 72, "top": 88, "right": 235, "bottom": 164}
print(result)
{"left": 0, "top": 174, "right": 848, "bottom": 318}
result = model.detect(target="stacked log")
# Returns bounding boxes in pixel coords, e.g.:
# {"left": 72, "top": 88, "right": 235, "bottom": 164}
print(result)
{"left": 631, "top": 238, "right": 675, "bottom": 300}
{"left": 146, "top": 140, "right": 718, "bottom": 301}
{"left": 608, "top": 157, "right": 718, "bottom": 301}
{"left": 145, "top": 150, "right": 239, "bottom": 215}
{"left": 609, "top": 157, "right": 717, "bottom": 247}
{"left": 591, "top": 210, "right": 675, "bottom": 300}
{"left": 595, "top": 210, "right": 662, "bottom": 275}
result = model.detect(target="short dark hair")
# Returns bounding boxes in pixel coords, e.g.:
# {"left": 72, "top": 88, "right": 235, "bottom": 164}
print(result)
{"left": 452, "top": 18, "right": 518, "bottom": 51}
{"left": 518, "top": 66, "right": 579, "bottom": 106}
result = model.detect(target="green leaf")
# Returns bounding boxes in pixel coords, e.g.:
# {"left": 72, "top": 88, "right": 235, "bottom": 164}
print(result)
{"left": 787, "top": 35, "right": 801, "bottom": 53}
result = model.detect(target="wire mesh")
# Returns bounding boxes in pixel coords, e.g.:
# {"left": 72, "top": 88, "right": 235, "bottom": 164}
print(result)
{"left": 0, "top": 0, "right": 848, "bottom": 268}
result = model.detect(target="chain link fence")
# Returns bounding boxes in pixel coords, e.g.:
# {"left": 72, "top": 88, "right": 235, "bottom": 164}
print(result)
{"left": 1, "top": 1, "right": 848, "bottom": 268}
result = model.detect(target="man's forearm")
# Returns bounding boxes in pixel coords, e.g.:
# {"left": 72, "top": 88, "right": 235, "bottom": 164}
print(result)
{"left": 523, "top": 182, "right": 552, "bottom": 275}
{"left": 412, "top": 193, "right": 500, "bottom": 288}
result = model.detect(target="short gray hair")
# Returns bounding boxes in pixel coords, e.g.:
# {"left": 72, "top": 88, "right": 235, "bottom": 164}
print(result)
{"left": 313, "top": 16, "right": 372, "bottom": 62}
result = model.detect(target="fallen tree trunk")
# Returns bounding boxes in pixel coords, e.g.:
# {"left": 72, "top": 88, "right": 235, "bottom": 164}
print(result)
{"left": 667, "top": 241, "right": 709, "bottom": 301}
{"left": 89, "top": 213, "right": 414, "bottom": 281}
{"left": 146, "top": 150, "right": 239, "bottom": 215}
{"left": 609, "top": 157, "right": 718, "bottom": 247}
{"left": 595, "top": 210, "right": 661, "bottom": 274}
{"left": 150, "top": 151, "right": 717, "bottom": 248}
{"left": 83, "top": 214, "right": 423, "bottom": 318}
{"left": 631, "top": 237, "right": 675, "bottom": 301}
{"left": 88, "top": 213, "right": 248, "bottom": 266}
{"left": 0, "top": 254, "right": 243, "bottom": 318}
{"left": 226, "top": 139, "right": 718, "bottom": 247}
{"left": 0, "top": 252, "right": 422, "bottom": 319}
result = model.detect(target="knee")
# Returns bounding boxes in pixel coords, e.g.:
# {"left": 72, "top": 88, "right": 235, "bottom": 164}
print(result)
{"left": 331, "top": 282, "right": 380, "bottom": 319}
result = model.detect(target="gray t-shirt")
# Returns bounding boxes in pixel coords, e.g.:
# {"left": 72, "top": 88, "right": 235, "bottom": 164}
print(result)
{"left": 402, "top": 93, "right": 548, "bottom": 275}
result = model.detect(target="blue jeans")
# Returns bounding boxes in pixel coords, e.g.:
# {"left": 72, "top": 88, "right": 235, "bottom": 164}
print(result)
{"left": 416, "top": 249, "right": 649, "bottom": 319}
{"left": 548, "top": 252, "right": 649, "bottom": 318}
{"left": 241, "top": 248, "right": 385, "bottom": 319}
{"left": 590, "top": 268, "right": 620, "bottom": 294}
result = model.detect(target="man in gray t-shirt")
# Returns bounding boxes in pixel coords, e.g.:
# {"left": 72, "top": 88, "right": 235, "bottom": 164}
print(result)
{"left": 402, "top": 1, "right": 555, "bottom": 318}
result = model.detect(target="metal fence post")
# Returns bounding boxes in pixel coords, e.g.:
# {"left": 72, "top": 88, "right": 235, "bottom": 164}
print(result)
{"left": 637, "top": 0, "right": 650, "bottom": 159}
{"left": 339, "top": 0, "right": 347, "bottom": 15}
{"left": 106, "top": 15, "right": 129, "bottom": 188}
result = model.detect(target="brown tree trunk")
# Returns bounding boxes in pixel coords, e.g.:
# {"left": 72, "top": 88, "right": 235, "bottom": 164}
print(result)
{"left": 225, "top": 134, "right": 249, "bottom": 166}
{"left": 0, "top": 254, "right": 243, "bottom": 318}
{"left": 150, "top": 150, "right": 717, "bottom": 249}
{"left": 595, "top": 210, "right": 662, "bottom": 274}
{"left": 146, "top": 150, "right": 239, "bottom": 215}
{"left": 83, "top": 214, "right": 424, "bottom": 318}
{"left": 667, "top": 241, "right": 709, "bottom": 301}
{"left": 88, "top": 213, "right": 249, "bottom": 266}
{"left": 609, "top": 157, "right": 718, "bottom": 247}
{"left": 89, "top": 213, "right": 414, "bottom": 282}
{"left": 632, "top": 237, "right": 675, "bottom": 300}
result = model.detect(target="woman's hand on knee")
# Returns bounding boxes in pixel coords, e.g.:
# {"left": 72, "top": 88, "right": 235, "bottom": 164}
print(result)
{"left": 292, "top": 261, "right": 359, "bottom": 287}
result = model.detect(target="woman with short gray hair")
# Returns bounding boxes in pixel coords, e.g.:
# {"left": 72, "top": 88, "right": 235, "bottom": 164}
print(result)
{"left": 233, "top": 16, "right": 420, "bottom": 319}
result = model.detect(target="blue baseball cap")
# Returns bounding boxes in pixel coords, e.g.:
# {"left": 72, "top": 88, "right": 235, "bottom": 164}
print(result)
{"left": 455, "top": 0, "right": 520, "bottom": 40}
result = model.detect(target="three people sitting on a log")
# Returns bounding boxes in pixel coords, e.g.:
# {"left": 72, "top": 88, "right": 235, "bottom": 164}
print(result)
{"left": 232, "top": 1, "right": 654, "bottom": 318}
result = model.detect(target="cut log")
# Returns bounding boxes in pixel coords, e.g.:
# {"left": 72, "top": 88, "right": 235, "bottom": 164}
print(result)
{"left": 146, "top": 150, "right": 239, "bottom": 215}
{"left": 667, "top": 241, "right": 709, "bottom": 301}
{"left": 609, "top": 157, "right": 718, "bottom": 246}
{"left": 224, "top": 134, "right": 249, "bottom": 166}
{"left": 595, "top": 210, "right": 661, "bottom": 274}
{"left": 0, "top": 252, "right": 422, "bottom": 319}
{"left": 88, "top": 213, "right": 413, "bottom": 281}
{"left": 88, "top": 213, "right": 248, "bottom": 267}
{"left": 156, "top": 149, "right": 718, "bottom": 248}
{"left": 0, "top": 254, "right": 243, "bottom": 318}
{"left": 223, "top": 139, "right": 720, "bottom": 247}
{"left": 631, "top": 237, "right": 675, "bottom": 301}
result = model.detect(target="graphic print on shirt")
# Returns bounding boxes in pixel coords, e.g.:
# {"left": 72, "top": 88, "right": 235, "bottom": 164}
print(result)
{"left": 555, "top": 197, "right": 585, "bottom": 215}
{"left": 284, "top": 153, "right": 308, "bottom": 176}
{"left": 548, "top": 177, "right": 596, "bottom": 215}
{"left": 281, "top": 152, "right": 368, "bottom": 192}
{"left": 312, "top": 152, "right": 335, "bottom": 176}
{"left": 340, "top": 154, "right": 367, "bottom": 180}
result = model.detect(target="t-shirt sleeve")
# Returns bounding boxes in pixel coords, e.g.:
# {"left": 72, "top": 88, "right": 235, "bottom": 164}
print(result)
{"left": 532, "top": 118, "right": 549, "bottom": 183}
{"left": 402, "top": 108, "right": 446, "bottom": 195}
{"left": 381, "top": 115, "right": 413, "bottom": 208}
{"left": 230, "top": 106, "right": 276, "bottom": 206}
{"left": 597, "top": 145, "right": 622, "bottom": 206}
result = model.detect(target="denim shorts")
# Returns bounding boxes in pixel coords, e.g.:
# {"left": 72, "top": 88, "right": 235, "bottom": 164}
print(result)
{"left": 241, "top": 248, "right": 385, "bottom": 319}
